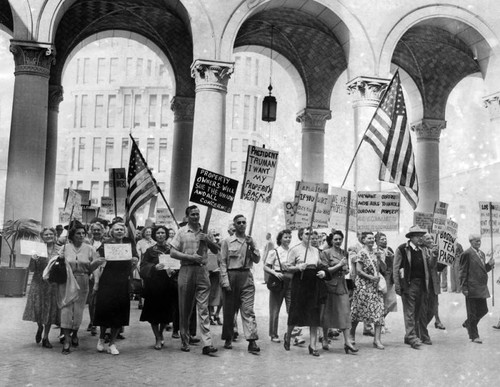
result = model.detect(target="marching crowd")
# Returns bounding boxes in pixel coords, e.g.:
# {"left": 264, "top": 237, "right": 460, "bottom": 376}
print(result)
{"left": 22, "top": 205, "right": 497, "bottom": 357}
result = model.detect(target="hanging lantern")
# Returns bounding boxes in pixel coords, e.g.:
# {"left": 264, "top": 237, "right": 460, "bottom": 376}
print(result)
{"left": 262, "top": 84, "right": 277, "bottom": 122}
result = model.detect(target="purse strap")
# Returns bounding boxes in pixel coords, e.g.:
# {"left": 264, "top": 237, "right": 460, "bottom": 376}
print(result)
{"left": 366, "top": 250, "right": 379, "bottom": 276}
{"left": 274, "top": 249, "right": 283, "bottom": 271}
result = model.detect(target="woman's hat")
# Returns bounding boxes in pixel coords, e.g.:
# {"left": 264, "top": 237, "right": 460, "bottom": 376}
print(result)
{"left": 405, "top": 225, "right": 428, "bottom": 238}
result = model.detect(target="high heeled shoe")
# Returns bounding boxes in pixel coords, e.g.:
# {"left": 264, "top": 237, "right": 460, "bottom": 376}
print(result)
{"left": 308, "top": 345, "right": 320, "bottom": 357}
{"left": 35, "top": 327, "right": 43, "bottom": 344}
{"left": 71, "top": 335, "right": 79, "bottom": 348}
{"left": 42, "top": 338, "right": 53, "bottom": 349}
{"left": 373, "top": 341, "right": 385, "bottom": 350}
{"left": 344, "top": 344, "right": 358, "bottom": 354}
{"left": 283, "top": 333, "right": 291, "bottom": 351}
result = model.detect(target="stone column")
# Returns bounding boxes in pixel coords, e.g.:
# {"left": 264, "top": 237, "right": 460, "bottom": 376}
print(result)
{"left": 42, "top": 84, "right": 64, "bottom": 226}
{"left": 296, "top": 108, "right": 331, "bottom": 182}
{"left": 410, "top": 119, "right": 446, "bottom": 213}
{"left": 190, "top": 60, "right": 233, "bottom": 177}
{"left": 4, "top": 42, "right": 55, "bottom": 222}
{"left": 170, "top": 96, "right": 195, "bottom": 219}
{"left": 346, "top": 76, "right": 389, "bottom": 191}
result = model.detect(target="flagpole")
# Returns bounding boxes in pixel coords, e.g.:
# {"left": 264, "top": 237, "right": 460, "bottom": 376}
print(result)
{"left": 340, "top": 72, "right": 397, "bottom": 188}
{"left": 301, "top": 192, "right": 318, "bottom": 280}
{"left": 489, "top": 202, "right": 495, "bottom": 307}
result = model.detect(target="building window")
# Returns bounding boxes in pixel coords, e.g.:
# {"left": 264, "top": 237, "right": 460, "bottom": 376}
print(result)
{"left": 254, "top": 58, "right": 259, "bottom": 86}
{"left": 136, "top": 58, "right": 143, "bottom": 77}
{"left": 252, "top": 140, "right": 257, "bottom": 146}
{"left": 104, "top": 137, "right": 114, "bottom": 171}
{"left": 107, "top": 95, "right": 116, "bottom": 128}
{"left": 146, "top": 138, "right": 155, "bottom": 167}
{"left": 103, "top": 181, "right": 109, "bottom": 197}
{"left": 160, "top": 94, "right": 169, "bottom": 127}
{"left": 243, "top": 95, "right": 250, "bottom": 131}
{"left": 147, "top": 60, "right": 152, "bottom": 76}
{"left": 232, "top": 94, "right": 240, "bottom": 130}
{"left": 71, "top": 137, "right": 76, "bottom": 171}
{"left": 253, "top": 96, "right": 258, "bottom": 131}
{"left": 92, "top": 138, "right": 101, "bottom": 171}
{"left": 242, "top": 138, "right": 249, "bottom": 152}
{"left": 121, "top": 137, "right": 129, "bottom": 168}
{"left": 83, "top": 58, "right": 90, "bottom": 84}
{"left": 69, "top": 180, "right": 73, "bottom": 188}
{"left": 158, "top": 138, "right": 168, "bottom": 172}
{"left": 148, "top": 94, "right": 157, "bottom": 127}
{"left": 78, "top": 137, "right": 85, "bottom": 171}
{"left": 159, "top": 64, "right": 166, "bottom": 77}
{"left": 245, "top": 57, "right": 251, "bottom": 83}
{"left": 80, "top": 95, "right": 88, "bottom": 128}
{"left": 94, "top": 94, "right": 104, "bottom": 128}
{"left": 91, "top": 181, "right": 99, "bottom": 205}
{"left": 77, "top": 180, "right": 83, "bottom": 190}
{"left": 126, "top": 58, "right": 133, "bottom": 77}
{"left": 76, "top": 59, "right": 80, "bottom": 84}
{"left": 73, "top": 95, "right": 78, "bottom": 128}
{"left": 230, "top": 161, "right": 238, "bottom": 175}
{"left": 231, "top": 138, "right": 238, "bottom": 152}
{"left": 134, "top": 94, "right": 142, "bottom": 127}
{"left": 123, "top": 94, "right": 131, "bottom": 128}
{"left": 97, "top": 58, "right": 106, "bottom": 84}
{"left": 109, "top": 58, "right": 118, "bottom": 83}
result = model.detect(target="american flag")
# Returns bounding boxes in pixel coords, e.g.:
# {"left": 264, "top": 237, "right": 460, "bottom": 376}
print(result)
{"left": 124, "top": 135, "right": 159, "bottom": 238}
{"left": 363, "top": 71, "right": 419, "bottom": 209}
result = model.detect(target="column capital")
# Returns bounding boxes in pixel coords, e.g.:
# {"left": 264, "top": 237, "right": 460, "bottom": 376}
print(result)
{"left": 191, "top": 59, "right": 234, "bottom": 93}
{"left": 48, "top": 84, "right": 64, "bottom": 112}
{"left": 296, "top": 108, "right": 332, "bottom": 131}
{"left": 483, "top": 91, "right": 500, "bottom": 120}
{"left": 10, "top": 41, "right": 55, "bottom": 78}
{"left": 410, "top": 119, "right": 446, "bottom": 142}
{"left": 346, "top": 76, "right": 389, "bottom": 108}
{"left": 170, "top": 96, "right": 195, "bottom": 122}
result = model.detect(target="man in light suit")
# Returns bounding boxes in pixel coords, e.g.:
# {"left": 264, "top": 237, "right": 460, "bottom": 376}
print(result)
{"left": 394, "top": 225, "right": 429, "bottom": 349}
{"left": 459, "top": 234, "right": 495, "bottom": 343}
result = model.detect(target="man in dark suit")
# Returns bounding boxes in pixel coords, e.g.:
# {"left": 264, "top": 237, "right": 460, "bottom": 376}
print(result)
{"left": 394, "top": 225, "right": 429, "bottom": 349}
{"left": 459, "top": 234, "right": 495, "bottom": 343}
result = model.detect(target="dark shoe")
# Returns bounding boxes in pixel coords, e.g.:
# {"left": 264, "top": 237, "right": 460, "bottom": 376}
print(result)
{"left": 172, "top": 332, "right": 180, "bottom": 339}
{"left": 293, "top": 337, "right": 305, "bottom": 346}
{"left": 308, "top": 345, "right": 320, "bottom": 357}
{"left": 434, "top": 322, "right": 446, "bottom": 330}
{"left": 215, "top": 316, "right": 223, "bottom": 326}
{"left": 410, "top": 342, "right": 421, "bottom": 350}
{"left": 248, "top": 340, "right": 260, "bottom": 354}
{"left": 209, "top": 317, "right": 216, "bottom": 326}
{"left": 373, "top": 342, "right": 385, "bottom": 350}
{"left": 42, "top": 338, "right": 53, "bottom": 349}
{"left": 202, "top": 345, "right": 218, "bottom": 355}
{"left": 62, "top": 344, "right": 71, "bottom": 355}
{"left": 233, "top": 332, "right": 239, "bottom": 341}
{"left": 91, "top": 326, "right": 97, "bottom": 336}
{"left": 328, "top": 329, "right": 340, "bottom": 339}
{"left": 462, "top": 321, "right": 468, "bottom": 329}
{"left": 104, "top": 333, "right": 111, "bottom": 343}
{"left": 421, "top": 339, "right": 432, "bottom": 345}
{"left": 116, "top": 334, "right": 125, "bottom": 340}
{"left": 35, "top": 327, "right": 43, "bottom": 344}
{"left": 189, "top": 337, "right": 200, "bottom": 345}
{"left": 224, "top": 340, "right": 232, "bottom": 349}
{"left": 283, "top": 333, "right": 291, "bottom": 351}
{"left": 471, "top": 337, "right": 483, "bottom": 344}
{"left": 322, "top": 340, "right": 329, "bottom": 351}
{"left": 181, "top": 344, "right": 190, "bottom": 352}
{"left": 71, "top": 335, "right": 79, "bottom": 348}
{"left": 344, "top": 344, "right": 358, "bottom": 354}
{"left": 492, "top": 324, "right": 500, "bottom": 330}
{"left": 86, "top": 323, "right": 93, "bottom": 332}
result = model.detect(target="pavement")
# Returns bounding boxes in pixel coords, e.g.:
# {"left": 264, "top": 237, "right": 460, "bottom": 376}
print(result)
{"left": 1, "top": 270, "right": 500, "bottom": 387}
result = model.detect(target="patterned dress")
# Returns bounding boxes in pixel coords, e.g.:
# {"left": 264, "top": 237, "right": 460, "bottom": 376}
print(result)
{"left": 350, "top": 248, "right": 385, "bottom": 325}
{"left": 22, "top": 252, "right": 59, "bottom": 325}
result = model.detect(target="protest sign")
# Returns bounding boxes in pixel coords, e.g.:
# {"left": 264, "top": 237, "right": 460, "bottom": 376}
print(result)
{"left": 20, "top": 240, "right": 47, "bottom": 257}
{"left": 109, "top": 168, "right": 127, "bottom": 216}
{"left": 436, "top": 219, "right": 459, "bottom": 266}
{"left": 291, "top": 181, "right": 328, "bottom": 226}
{"left": 159, "top": 254, "right": 180, "bottom": 270}
{"left": 329, "top": 187, "right": 357, "bottom": 232}
{"left": 156, "top": 208, "right": 175, "bottom": 226}
{"left": 356, "top": 192, "right": 400, "bottom": 232}
{"left": 190, "top": 168, "right": 239, "bottom": 213}
{"left": 63, "top": 188, "right": 82, "bottom": 220}
{"left": 294, "top": 191, "right": 331, "bottom": 229}
{"left": 104, "top": 244, "right": 132, "bottom": 260}
{"left": 101, "top": 197, "right": 114, "bottom": 215}
{"left": 432, "top": 201, "right": 448, "bottom": 234}
{"left": 283, "top": 201, "right": 297, "bottom": 230}
{"left": 413, "top": 212, "right": 433, "bottom": 232}
{"left": 241, "top": 145, "right": 279, "bottom": 203}
{"left": 479, "top": 202, "right": 500, "bottom": 236}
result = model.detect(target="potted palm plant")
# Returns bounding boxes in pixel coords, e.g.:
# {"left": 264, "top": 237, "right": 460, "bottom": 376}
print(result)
{"left": 0, "top": 218, "right": 41, "bottom": 296}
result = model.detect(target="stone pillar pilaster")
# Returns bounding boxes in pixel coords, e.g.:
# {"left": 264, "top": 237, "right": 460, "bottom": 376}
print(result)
{"left": 170, "top": 96, "right": 195, "bottom": 219}
{"left": 483, "top": 92, "right": 500, "bottom": 160}
{"left": 42, "top": 84, "right": 63, "bottom": 226}
{"left": 190, "top": 59, "right": 233, "bottom": 177}
{"left": 346, "top": 76, "right": 389, "bottom": 190}
{"left": 4, "top": 42, "right": 55, "bottom": 222}
{"left": 410, "top": 119, "right": 446, "bottom": 213}
{"left": 296, "top": 108, "right": 331, "bottom": 182}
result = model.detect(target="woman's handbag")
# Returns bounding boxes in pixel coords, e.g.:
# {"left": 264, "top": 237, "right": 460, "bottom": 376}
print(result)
{"left": 377, "top": 273, "right": 387, "bottom": 294}
{"left": 346, "top": 278, "right": 356, "bottom": 291}
{"left": 266, "top": 249, "right": 284, "bottom": 292}
{"left": 48, "top": 257, "right": 67, "bottom": 284}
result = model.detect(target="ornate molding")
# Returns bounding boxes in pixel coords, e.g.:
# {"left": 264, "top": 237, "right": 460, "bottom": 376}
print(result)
{"left": 346, "top": 76, "right": 389, "bottom": 108}
{"left": 410, "top": 119, "right": 446, "bottom": 142}
{"left": 10, "top": 43, "right": 55, "bottom": 78}
{"left": 296, "top": 108, "right": 332, "bottom": 131}
{"left": 246, "top": 0, "right": 265, "bottom": 8}
{"left": 483, "top": 92, "right": 500, "bottom": 120}
{"left": 48, "top": 85, "right": 64, "bottom": 112}
{"left": 191, "top": 59, "right": 234, "bottom": 93}
{"left": 170, "top": 96, "right": 195, "bottom": 122}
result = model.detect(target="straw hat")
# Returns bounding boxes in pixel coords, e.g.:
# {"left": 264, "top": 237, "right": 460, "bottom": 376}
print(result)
{"left": 405, "top": 225, "right": 428, "bottom": 238}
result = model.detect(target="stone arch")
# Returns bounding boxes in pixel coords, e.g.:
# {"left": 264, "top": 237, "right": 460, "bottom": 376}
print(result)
{"left": 3, "top": 0, "right": 31, "bottom": 39}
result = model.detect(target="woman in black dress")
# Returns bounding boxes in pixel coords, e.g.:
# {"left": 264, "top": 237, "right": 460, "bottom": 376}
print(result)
{"left": 94, "top": 222, "right": 139, "bottom": 355}
{"left": 140, "top": 226, "right": 176, "bottom": 350}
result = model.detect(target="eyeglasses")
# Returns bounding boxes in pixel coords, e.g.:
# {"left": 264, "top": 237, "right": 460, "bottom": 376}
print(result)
{"left": 236, "top": 221, "right": 246, "bottom": 225}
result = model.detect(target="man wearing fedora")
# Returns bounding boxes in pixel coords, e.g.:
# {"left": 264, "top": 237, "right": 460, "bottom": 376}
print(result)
{"left": 394, "top": 225, "right": 429, "bottom": 349}
{"left": 459, "top": 234, "right": 495, "bottom": 343}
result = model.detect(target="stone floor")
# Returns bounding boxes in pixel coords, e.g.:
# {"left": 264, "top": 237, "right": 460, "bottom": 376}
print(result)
{"left": 1, "top": 273, "right": 500, "bottom": 386}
